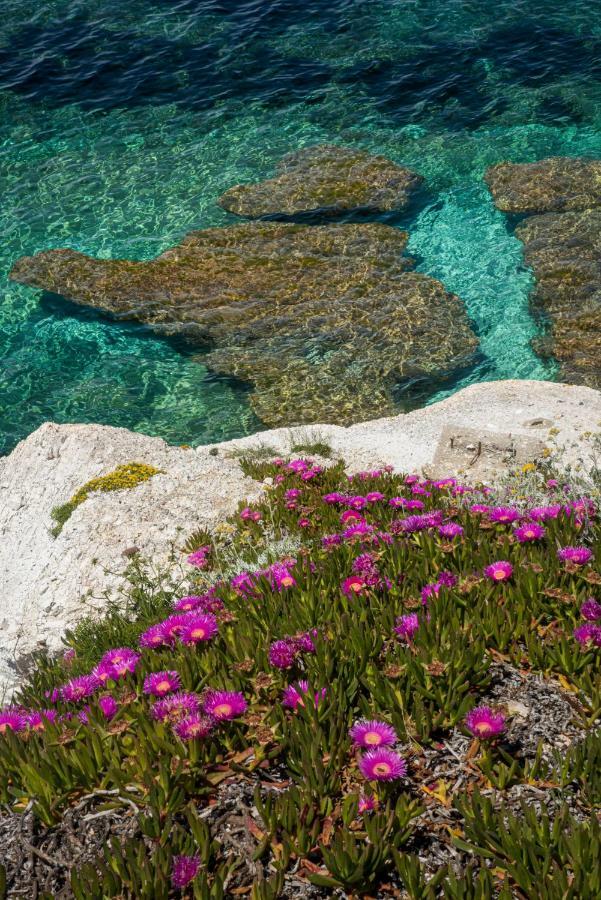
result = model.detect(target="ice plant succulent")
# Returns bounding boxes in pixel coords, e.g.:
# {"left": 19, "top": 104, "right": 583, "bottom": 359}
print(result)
{"left": 179, "top": 614, "right": 218, "bottom": 645}
{"left": 558, "top": 546, "right": 593, "bottom": 566}
{"left": 483, "top": 561, "right": 513, "bottom": 582}
{"left": 349, "top": 720, "right": 398, "bottom": 748}
{"left": 203, "top": 690, "right": 247, "bottom": 721}
{"left": 359, "top": 748, "right": 407, "bottom": 782}
{"left": 465, "top": 706, "right": 506, "bottom": 739}
{"left": 172, "top": 854, "right": 201, "bottom": 889}
{"left": 143, "top": 671, "right": 181, "bottom": 697}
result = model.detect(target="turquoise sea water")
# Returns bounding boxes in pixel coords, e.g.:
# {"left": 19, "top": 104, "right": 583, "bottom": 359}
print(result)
{"left": 1, "top": 0, "right": 601, "bottom": 454}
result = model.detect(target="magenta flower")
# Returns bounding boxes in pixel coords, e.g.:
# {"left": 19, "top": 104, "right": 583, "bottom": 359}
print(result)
{"left": 322, "top": 492, "right": 347, "bottom": 504}
{"left": 61, "top": 674, "right": 99, "bottom": 703}
{"left": 268, "top": 639, "right": 298, "bottom": 669}
{"left": 394, "top": 613, "right": 420, "bottom": 641}
{"left": 438, "top": 522, "right": 464, "bottom": 539}
{"left": 269, "top": 563, "right": 297, "bottom": 590}
{"left": 143, "top": 671, "right": 181, "bottom": 697}
{"left": 529, "top": 505, "right": 562, "bottom": 522}
{"left": 285, "top": 488, "right": 302, "bottom": 500}
{"left": 581, "top": 598, "right": 601, "bottom": 621}
{"left": 98, "top": 696, "right": 118, "bottom": 720}
{"left": 0, "top": 708, "right": 27, "bottom": 734}
{"left": 574, "top": 623, "right": 601, "bottom": 648}
{"left": 180, "top": 614, "right": 218, "bottom": 645}
{"left": 240, "top": 507, "right": 261, "bottom": 522}
{"left": 187, "top": 546, "right": 211, "bottom": 568}
{"left": 469, "top": 504, "right": 489, "bottom": 515}
{"left": 174, "top": 713, "right": 214, "bottom": 741}
{"left": 152, "top": 692, "right": 201, "bottom": 722}
{"left": 488, "top": 507, "right": 521, "bottom": 524}
{"left": 349, "top": 720, "right": 397, "bottom": 748}
{"left": 25, "top": 709, "right": 57, "bottom": 731}
{"left": 282, "top": 681, "right": 326, "bottom": 710}
{"left": 173, "top": 595, "right": 203, "bottom": 613}
{"left": 322, "top": 534, "right": 342, "bottom": 548}
{"left": 203, "top": 690, "right": 247, "bottom": 721}
{"left": 172, "top": 854, "right": 201, "bottom": 889}
{"left": 359, "top": 748, "right": 407, "bottom": 782}
{"left": 366, "top": 491, "right": 385, "bottom": 502}
{"left": 139, "top": 622, "right": 170, "bottom": 649}
{"left": 159, "top": 614, "right": 195, "bottom": 643}
{"left": 484, "top": 561, "right": 513, "bottom": 582}
{"left": 342, "top": 522, "right": 375, "bottom": 540}
{"left": 514, "top": 523, "right": 546, "bottom": 542}
{"left": 294, "top": 630, "right": 317, "bottom": 653}
{"left": 340, "top": 509, "right": 365, "bottom": 526}
{"left": 558, "top": 546, "right": 593, "bottom": 566}
{"left": 341, "top": 575, "right": 366, "bottom": 597}
{"left": 358, "top": 793, "right": 377, "bottom": 814}
{"left": 437, "top": 570, "right": 457, "bottom": 588}
{"left": 230, "top": 572, "right": 256, "bottom": 595}
{"left": 99, "top": 647, "right": 140, "bottom": 679}
{"left": 465, "top": 706, "right": 505, "bottom": 739}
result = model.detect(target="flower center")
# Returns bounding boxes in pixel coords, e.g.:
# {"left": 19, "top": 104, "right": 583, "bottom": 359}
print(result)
{"left": 351, "top": 582, "right": 363, "bottom": 592}
{"left": 373, "top": 763, "right": 391, "bottom": 775}
{"left": 281, "top": 577, "right": 294, "bottom": 587}
{"left": 157, "top": 681, "right": 171, "bottom": 693}
{"left": 191, "top": 628, "right": 206, "bottom": 639}
{"left": 474, "top": 722, "right": 492, "bottom": 736}
{"left": 364, "top": 732, "right": 382, "bottom": 746}
{"left": 213, "top": 704, "right": 232, "bottom": 718}
{"left": 493, "top": 571, "right": 505, "bottom": 580}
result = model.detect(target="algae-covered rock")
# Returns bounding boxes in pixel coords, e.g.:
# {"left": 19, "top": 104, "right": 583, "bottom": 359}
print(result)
{"left": 516, "top": 208, "right": 601, "bottom": 385}
{"left": 10, "top": 221, "right": 477, "bottom": 427}
{"left": 218, "top": 145, "right": 423, "bottom": 218}
{"left": 485, "top": 157, "right": 601, "bottom": 388}
{"left": 485, "top": 157, "right": 601, "bottom": 215}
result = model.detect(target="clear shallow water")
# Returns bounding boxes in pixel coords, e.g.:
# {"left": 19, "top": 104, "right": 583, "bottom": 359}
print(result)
{"left": 1, "top": 0, "right": 601, "bottom": 454}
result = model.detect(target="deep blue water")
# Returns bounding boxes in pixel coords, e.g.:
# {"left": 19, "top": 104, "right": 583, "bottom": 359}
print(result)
{"left": 1, "top": 0, "right": 601, "bottom": 454}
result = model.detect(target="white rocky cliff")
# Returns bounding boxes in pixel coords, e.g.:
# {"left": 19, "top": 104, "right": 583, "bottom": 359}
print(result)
{"left": 1, "top": 379, "right": 600, "bottom": 697}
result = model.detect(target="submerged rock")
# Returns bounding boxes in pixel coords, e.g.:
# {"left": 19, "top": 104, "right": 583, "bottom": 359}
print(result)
{"left": 10, "top": 221, "right": 478, "bottom": 427}
{"left": 485, "top": 156, "right": 601, "bottom": 215}
{"left": 485, "top": 157, "right": 601, "bottom": 387}
{"left": 218, "top": 144, "right": 423, "bottom": 218}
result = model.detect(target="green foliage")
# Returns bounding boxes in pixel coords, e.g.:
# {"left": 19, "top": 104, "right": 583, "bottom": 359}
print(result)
{"left": 453, "top": 789, "right": 601, "bottom": 898}
{"left": 290, "top": 440, "right": 332, "bottom": 458}
{"left": 2, "top": 456, "right": 601, "bottom": 896}
{"left": 50, "top": 462, "right": 162, "bottom": 535}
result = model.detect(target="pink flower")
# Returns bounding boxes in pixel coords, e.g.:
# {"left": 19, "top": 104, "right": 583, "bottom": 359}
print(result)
{"left": 98, "top": 647, "right": 140, "bottom": 680}
{"left": 581, "top": 598, "right": 601, "bottom": 621}
{"left": 438, "top": 522, "right": 464, "bottom": 539}
{"left": 484, "top": 561, "right": 513, "bottom": 582}
{"left": 359, "top": 748, "right": 407, "bottom": 782}
{"left": 172, "top": 854, "right": 201, "bottom": 889}
{"left": 61, "top": 675, "right": 99, "bottom": 703}
{"left": 282, "top": 681, "right": 326, "bottom": 710}
{"left": 139, "top": 623, "right": 170, "bottom": 649}
{"left": 152, "top": 692, "right": 201, "bottom": 722}
{"left": 529, "top": 505, "right": 562, "bottom": 522}
{"left": 269, "top": 563, "right": 297, "bottom": 590}
{"left": 187, "top": 546, "right": 211, "bottom": 568}
{"left": 573, "top": 623, "right": 601, "bottom": 648}
{"left": 268, "top": 639, "right": 298, "bottom": 669}
{"left": 340, "top": 509, "right": 365, "bottom": 525}
{"left": 240, "top": 507, "right": 262, "bottom": 522}
{"left": 358, "top": 794, "right": 377, "bottom": 814}
{"left": 230, "top": 572, "right": 256, "bottom": 596}
{"left": 349, "top": 720, "right": 397, "bottom": 748}
{"left": 180, "top": 614, "right": 218, "bottom": 645}
{"left": 174, "top": 713, "right": 214, "bottom": 741}
{"left": 341, "top": 575, "right": 366, "bottom": 597}
{"left": 25, "top": 710, "right": 57, "bottom": 731}
{"left": 488, "top": 507, "right": 521, "bottom": 524}
{"left": 0, "top": 708, "right": 27, "bottom": 734}
{"left": 558, "top": 546, "right": 593, "bottom": 566}
{"left": 366, "top": 491, "right": 385, "bottom": 502}
{"left": 465, "top": 706, "right": 505, "bottom": 739}
{"left": 143, "top": 671, "right": 181, "bottom": 697}
{"left": 514, "top": 523, "right": 546, "bottom": 542}
{"left": 394, "top": 613, "right": 420, "bottom": 641}
{"left": 203, "top": 690, "right": 247, "bottom": 721}
{"left": 98, "top": 696, "right": 118, "bottom": 720}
